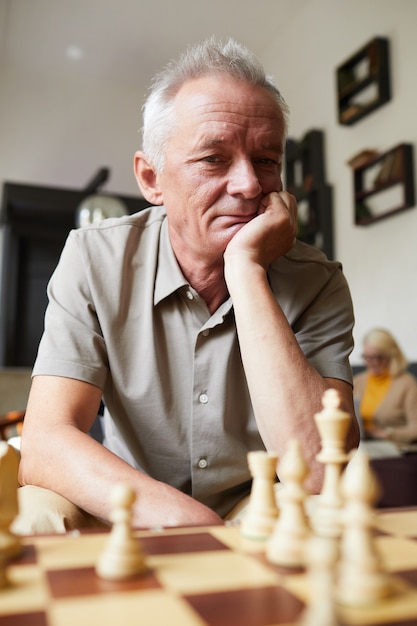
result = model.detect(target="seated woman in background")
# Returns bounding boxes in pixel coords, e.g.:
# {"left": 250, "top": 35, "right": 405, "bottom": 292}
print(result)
{"left": 354, "top": 328, "right": 417, "bottom": 444}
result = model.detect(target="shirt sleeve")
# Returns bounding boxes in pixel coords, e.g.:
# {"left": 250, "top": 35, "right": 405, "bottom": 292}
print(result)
{"left": 32, "top": 229, "right": 108, "bottom": 388}
{"left": 270, "top": 244, "right": 355, "bottom": 385}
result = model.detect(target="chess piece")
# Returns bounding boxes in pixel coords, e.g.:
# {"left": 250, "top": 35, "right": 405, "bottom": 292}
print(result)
{"left": 266, "top": 439, "right": 311, "bottom": 567}
{"left": 0, "top": 554, "right": 7, "bottom": 589}
{"left": 298, "top": 535, "right": 342, "bottom": 626}
{"left": 240, "top": 450, "right": 279, "bottom": 541}
{"left": 311, "top": 388, "right": 351, "bottom": 539}
{"left": 336, "top": 450, "right": 393, "bottom": 606}
{"left": 95, "top": 483, "right": 146, "bottom": 580}
{"left": 0, "top": 442, "right": 22, "bottom": 562}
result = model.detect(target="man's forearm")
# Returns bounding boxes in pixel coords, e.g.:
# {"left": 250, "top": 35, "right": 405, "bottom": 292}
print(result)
{"left": 225, "top": 257, "right": 354, "bottom": 492}
{"left": 19, "top": 425, "right": 222, "bottom": 528}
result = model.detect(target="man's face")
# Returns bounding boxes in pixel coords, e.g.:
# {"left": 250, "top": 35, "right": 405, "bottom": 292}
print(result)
{"left": 154, "top": 74, "right": 285, "bottom": 265}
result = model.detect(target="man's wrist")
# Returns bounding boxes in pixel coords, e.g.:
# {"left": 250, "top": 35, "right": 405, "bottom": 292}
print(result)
{"left": 224, "top": 254, "right": 266, "bottom": 289}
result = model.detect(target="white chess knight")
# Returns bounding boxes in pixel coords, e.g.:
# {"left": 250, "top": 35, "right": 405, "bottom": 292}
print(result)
{"left": 240, "top": 450, "right": 279, "bottom": 541}
{"left": 95, "top": 483, "right": 146, "bottom": 580}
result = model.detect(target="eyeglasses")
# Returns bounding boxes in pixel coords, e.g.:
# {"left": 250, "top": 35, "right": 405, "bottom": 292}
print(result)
{"left": 362, "top": 354, "right": 388, "bottom": 363}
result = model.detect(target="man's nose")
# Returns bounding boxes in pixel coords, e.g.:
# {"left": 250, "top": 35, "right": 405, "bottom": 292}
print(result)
{"left": 227, "top": 159, "right": 262, "bottom": 198}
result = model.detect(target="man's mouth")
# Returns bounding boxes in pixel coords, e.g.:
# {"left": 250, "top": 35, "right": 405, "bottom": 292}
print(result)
{"left": 217, "top": 212, "right": 257, "bottom": 226}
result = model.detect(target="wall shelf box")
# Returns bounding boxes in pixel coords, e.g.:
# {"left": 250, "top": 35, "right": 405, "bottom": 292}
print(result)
{"left": 353, "top": 143, "right": 415, "bottom": 226}
{"left": 285, "top": 130, "right": 333, "bottom": 259}
{"left": 296, "top": 185, "right": 334, "bottom": 258}
{"left": 285, "top": 129, "right": 325, "bottom": 195}
{"left": 337, "top": 37, "right": 391, "bottom": 126}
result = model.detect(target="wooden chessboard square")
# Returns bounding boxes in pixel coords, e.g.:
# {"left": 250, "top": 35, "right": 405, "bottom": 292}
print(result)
{"left": 48, "top": 589, "right": 206, "bottom": 626}
{"left": 210, "top": 525, "right": 268, "bottom": 554}
{"left": 0, "top": 611, "right": 48, "bottom": 626}
{"left": 396, "top": 569, "right": 417, "bottom": 588}
{"left": 184, "top": 584, "right": 304, "bottom": 626}
{"left": 338, "top": 586, "right": 417, "bottom": 626}
{"left": 377, "top": 536, "right": 417, "bottom": 573}
{"left": 140, "top": 531, "right": 230, "bottom": 555}
{"left": 375, "top": 510, "right": 417, "bottom": 539}
{"left": 11, "top": 543, "right": 37, "bottom": 566}
{"left": 1, "top": 564, "right": 48, "bottom": 615}
{"left": 33, "top": 533, "right": 107, "bottom": 570}
{"left": 46, "top": 565, "right": 161, "bottom": 599}
{"left": 151, "top": 549, "right": 281, "bottom": 595}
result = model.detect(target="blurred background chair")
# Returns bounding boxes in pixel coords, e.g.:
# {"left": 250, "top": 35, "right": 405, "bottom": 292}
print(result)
{"left": 0, "top": 368, "right": 31, "bottom": 448}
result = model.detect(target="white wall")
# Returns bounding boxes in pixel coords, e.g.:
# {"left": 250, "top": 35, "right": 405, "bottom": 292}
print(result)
{"left": 0, "top": 64, "right": 142, "bottom": 196}
{"left": 261, "top": 0, "right": 417, "bottom": 364}
{"left": 1, "top": 0, "right": 416, "bottom": 365}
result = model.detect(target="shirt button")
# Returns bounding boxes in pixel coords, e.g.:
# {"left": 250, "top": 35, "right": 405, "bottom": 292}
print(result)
{"left": 186, "top": 290, "right": 194, "bottom": 300}
{"left": 198, "top": 458, "right": 208, "bottom": 469}
{"left": 199, "top": 393, "right": 209, "bottom": 404}
{"left": 202, "top": 329, "right": 210, "bottom": 336}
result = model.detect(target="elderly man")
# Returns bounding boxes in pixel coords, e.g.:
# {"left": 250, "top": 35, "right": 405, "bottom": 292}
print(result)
{"left": 17, "top": 37, "right": 359, "bottom": 533}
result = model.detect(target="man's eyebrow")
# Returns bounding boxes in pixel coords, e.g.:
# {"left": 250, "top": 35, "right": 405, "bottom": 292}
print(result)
{"left": 197, "top": 138, "right": 226, "bottom": 150}
{"left": 259, "top": 142, "right": 284, "bottom": 154}
{"left": 196, "top": 139, "right": 283, "bottom": 153}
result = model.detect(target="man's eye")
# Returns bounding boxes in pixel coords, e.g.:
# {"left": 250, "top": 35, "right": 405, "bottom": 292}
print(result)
{"left": 256, "top": 157, "right": 278, "bottom": 166}
{"left": 202, "top": 155, "right": 222, "bottom": 163}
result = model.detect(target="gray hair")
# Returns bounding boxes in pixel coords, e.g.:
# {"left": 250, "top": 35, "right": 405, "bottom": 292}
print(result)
{"left": 141, "top": 37, "right": 290, "bottom": 172}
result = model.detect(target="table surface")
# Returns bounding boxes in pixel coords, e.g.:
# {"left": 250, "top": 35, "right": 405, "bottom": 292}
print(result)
{"left": 2, "top": 507, "right": 417, "bottom": 626}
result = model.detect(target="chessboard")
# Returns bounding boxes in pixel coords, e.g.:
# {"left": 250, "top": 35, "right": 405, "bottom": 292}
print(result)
{"left": 1, "top": 507, "right": 417, "bottom": 626}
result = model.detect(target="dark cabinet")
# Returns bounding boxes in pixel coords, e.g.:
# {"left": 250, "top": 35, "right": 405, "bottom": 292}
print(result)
{"left": 0, "top": 182, "right": 149, "bottom": 367}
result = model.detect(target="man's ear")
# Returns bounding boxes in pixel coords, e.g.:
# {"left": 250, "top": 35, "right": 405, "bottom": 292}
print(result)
{"left": 133, "top": 151, "right": 163, "bottom": 205}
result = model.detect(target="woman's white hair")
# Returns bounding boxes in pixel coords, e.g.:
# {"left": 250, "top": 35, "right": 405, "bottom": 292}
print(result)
{"left": 141, "top": 36, "right": 290, "bottom": 173}
{"left": 363, "top": 328, "right": 408, "bottom": 377}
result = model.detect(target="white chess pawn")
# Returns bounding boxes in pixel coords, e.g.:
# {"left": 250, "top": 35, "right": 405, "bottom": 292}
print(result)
{"left": 298, "top": 535, "right": 341, "bottom": 626}
{"left": 240, "top": 450, "right": 279, "bottom": 541}
{"left": 336, "top": 450, "right": 393, "bottom": 606}
{"left": 0, "top": 442, "right": 22, "bottom": 560}
{"left": 267, "top": 439, "right": 311, "bottom": 567}
{"left": 96, "top": 483, "right": 146, "bottom": 580}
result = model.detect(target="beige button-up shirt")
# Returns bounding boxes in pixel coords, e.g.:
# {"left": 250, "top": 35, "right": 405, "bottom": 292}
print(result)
{"left": 34, "top": 206, "right": 354, "bottom": 517}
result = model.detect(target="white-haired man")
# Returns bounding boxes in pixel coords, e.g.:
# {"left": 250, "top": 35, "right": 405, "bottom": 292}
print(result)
{"left": 18, "top": 38, "right": 359, "bottom": 533}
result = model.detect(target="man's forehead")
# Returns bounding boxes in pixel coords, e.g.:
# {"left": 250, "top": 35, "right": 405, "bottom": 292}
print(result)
{"left": 172, "top": 84, "right": 283, "bottom": 143}
{"left": 174, "top": 75, "right": 282, "bottom": 118}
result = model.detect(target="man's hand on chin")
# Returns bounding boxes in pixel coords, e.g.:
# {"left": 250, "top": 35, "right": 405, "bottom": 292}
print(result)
{"left": 224, "top": 191, "right": 298, "bottom": 270}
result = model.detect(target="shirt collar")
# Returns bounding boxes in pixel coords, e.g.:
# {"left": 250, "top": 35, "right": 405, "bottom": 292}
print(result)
{"left": 153, "top": 214, "right": 234, "bottom": 321}
{"left": 154, "top": 217, "right": 188, "bottom": 305}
